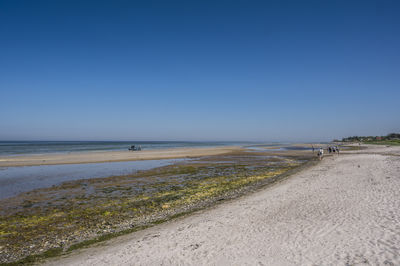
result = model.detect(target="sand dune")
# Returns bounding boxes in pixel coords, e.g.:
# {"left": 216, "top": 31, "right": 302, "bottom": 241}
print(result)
{"left": 44, "top": 146, "right": 400, "bottom": 265}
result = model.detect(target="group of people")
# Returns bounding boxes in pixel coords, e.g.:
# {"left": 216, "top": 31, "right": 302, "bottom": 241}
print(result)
{"left": 312, "top": 145, "right": 340, "bottom": 160}
{"left": 328, "top": 146, "right": 339, "bottom": 154}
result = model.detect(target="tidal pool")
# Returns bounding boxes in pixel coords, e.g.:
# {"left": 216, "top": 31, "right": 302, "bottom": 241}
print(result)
{"left": 0, "top": 159, "right": 184, "bottom": 199}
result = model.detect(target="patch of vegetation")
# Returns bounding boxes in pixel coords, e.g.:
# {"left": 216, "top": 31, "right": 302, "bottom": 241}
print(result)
{"left": 1, "top": 247, "right": 63, "bottom": 266}
{"left": 341, "top": 133, "right": 400, "bottom": 145}
{"left": 363, "top": 140, "right": 400, "bottom": 146}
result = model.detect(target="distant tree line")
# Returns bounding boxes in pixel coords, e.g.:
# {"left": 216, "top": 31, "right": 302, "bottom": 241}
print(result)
{"left": 341, "top": 133, "right": 400, "bottom": 142}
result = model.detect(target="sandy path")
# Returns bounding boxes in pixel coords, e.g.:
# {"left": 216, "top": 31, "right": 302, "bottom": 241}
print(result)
{"left": 0, "top": 146, "right": 241, "bottom": 167}
{"left": 44, "top": 147, "right": 400, "bottom": 265}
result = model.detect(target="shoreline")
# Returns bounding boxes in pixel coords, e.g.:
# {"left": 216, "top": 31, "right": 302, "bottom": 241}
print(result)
{"left": 42, "top": 145, "right": 400, "bottom": 265}
{"left": 0, "top": 146, "right": 242, "bottom": 167}
{"left": 0, "top": 148, "right": 313, "bottom": 264}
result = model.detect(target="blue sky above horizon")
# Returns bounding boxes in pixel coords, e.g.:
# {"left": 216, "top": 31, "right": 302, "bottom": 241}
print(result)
{"left": 1, "top": 0, "right": 399, "bottom": 142}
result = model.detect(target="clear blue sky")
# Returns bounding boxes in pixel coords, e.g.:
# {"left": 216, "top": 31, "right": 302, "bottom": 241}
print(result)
{"left": 1, "top": 0, "right": 399, "bottom": 142}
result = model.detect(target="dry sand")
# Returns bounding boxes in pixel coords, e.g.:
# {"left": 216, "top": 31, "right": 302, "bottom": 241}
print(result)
{"left": 44, "top": 145, "right": 400, "bottom": 265}
{"left": 0, "top": 146, "right": 241, "bottom": 167}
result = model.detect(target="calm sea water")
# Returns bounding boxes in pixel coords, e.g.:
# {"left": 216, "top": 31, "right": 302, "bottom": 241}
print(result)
{"left": 0, "top": 141, "right": 249, "bottom": 156}
{"left": 0, "top": 141, "right": 270, "bottom": 199}
{"left": 0, "top": 159, "right": 185, "bottom": 199}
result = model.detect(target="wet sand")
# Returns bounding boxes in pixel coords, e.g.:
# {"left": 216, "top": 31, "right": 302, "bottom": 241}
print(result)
{"left": 0, "top": 146, "right": 241, "bottom": 167}
{"left": 44, "top": 145, "right": 400, "bottom": 265}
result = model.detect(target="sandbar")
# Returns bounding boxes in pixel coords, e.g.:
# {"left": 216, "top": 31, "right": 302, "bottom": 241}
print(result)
{"left": 0, "top": 146, "right": 242, "bottom": 167}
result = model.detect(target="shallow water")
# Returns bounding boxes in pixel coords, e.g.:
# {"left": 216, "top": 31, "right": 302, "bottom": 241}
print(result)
{"left": 246, "top": 146, "right": 312, "bottom": 151}
{"left": 0, "top": 159, "right": 184, "bottom": 199}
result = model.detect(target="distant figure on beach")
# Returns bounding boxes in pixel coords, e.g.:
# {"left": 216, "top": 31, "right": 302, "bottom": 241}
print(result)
{"left": 129, "top": 145, "right": 139, "bottom": 151}
{"left": 336, "top": 146, "right": 339, "bottom": 155}
{"left": 312, "top": 145, "right": 315, "bottom": 153}
{"left": 318, "top": 148, "right": 324, "bottom": 160}
{"left": 328, "top": 147, "right": 332, "bottom": 153}
{"left": 129, "top": 145, "right": 142, "bottom": 151}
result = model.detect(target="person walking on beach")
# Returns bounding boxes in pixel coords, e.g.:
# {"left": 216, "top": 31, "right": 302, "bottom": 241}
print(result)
{"left": 317, "top": 147, "right": 324, "bottom": 160}
{"left": 336, "top": 146, "right": 339, "bottom": 155}
{"left": 312, "top": 145, "right": 315, "bottom": 153}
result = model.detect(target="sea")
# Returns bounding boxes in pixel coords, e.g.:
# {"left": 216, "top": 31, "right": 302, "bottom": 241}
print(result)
{"left": 0, "top": 140, "right": 277, "bottom": 199}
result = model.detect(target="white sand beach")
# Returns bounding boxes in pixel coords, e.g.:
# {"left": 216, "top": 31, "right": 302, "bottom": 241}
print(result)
{"left": 44, "top": 145, "right": 400, "bottom": 265}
